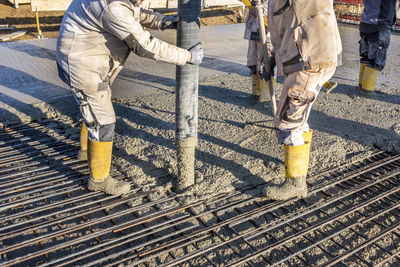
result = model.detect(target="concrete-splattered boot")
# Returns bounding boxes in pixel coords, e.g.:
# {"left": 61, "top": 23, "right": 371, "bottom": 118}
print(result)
{"left": 264, "top": 131, "right": 312, "bottom": 201}
{"left": 260, "top": 79, "right": 276, "bottom": 103}
{"left": 252, "top": 73, "right": 261, "bottom": 96}
{"left": 77, "top": 122, "right": 88, "bottom": 161}
{"left": 87, "top": 139, "right": 130, "bottom": 195}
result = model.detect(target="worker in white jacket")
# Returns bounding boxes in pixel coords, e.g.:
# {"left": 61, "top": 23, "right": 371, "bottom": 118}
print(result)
{"left": 261, "top": 0, "right": 342, "bottom": 200}
{"left": 56, "top": 0, "right": 203, "bottom": 195}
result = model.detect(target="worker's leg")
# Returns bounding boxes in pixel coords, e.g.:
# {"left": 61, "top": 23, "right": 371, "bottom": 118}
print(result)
{"left": 263, "top": 68, "right": 335, "bottom": 201}
{"left": 359, "top": 31, "right": 370, "bottom": 89}
{"left": 72, "top": 87, "right": 130, "bottom": 195}
{"left": 247, "top": 40, "right": 261, "bottom": 96}
{"left": 361, "top": 29, "right": 391, "bottom": 92}
{"left": 257, "top": 40, "right": 273, "bottom": 103}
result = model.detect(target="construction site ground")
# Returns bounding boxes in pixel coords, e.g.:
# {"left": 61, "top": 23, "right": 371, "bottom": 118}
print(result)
{"left": 0, "top": 1, "right": 400, "bottom": 266}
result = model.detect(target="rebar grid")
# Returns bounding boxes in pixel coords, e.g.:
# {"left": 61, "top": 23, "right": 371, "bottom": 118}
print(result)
{"left": 0, "top": 122, "right": 399, "bottom": 266}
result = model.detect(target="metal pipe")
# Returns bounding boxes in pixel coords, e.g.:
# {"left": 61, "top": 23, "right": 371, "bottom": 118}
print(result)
{"left": 175, "top": 0, "right": 201, "bottom": 191}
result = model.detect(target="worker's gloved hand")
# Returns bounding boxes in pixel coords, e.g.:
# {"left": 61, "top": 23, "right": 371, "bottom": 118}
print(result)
{"left": 262, "top": 56, "right": 276, "bottom": 80}
{"left": 160, "top": 15, "right": 180, "bottom": 30}
{"left": 251, "top": 0, "right": 260, "bottom": 7}
{"left": 188, "top": 42, "right": 204, "bottom": 65}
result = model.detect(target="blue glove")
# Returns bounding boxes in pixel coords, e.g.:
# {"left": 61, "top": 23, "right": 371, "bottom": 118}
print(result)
{"left": 188, "top": 42, "right": 204, "bottom": 65}
{"left": 160, "top": 15, "right": 180, "bottom": 30}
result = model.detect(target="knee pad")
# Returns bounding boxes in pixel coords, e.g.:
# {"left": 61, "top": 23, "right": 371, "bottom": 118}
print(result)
{"left": 87, "top": 123, "right": 115, "bottom": 142}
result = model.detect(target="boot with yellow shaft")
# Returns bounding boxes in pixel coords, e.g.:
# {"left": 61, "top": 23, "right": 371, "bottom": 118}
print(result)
{"left": 263, "top": 131, "right": 312, "bottom": 200}
{"left": 77, "top": 122, "right": 88, "bottom": 161}
{"left": 87, "top": 139, "right": 130, "bottom": 195}
{"left": 252, "top": 73, "right": 261, "bottom": 96}
{"left": 361, "top": 66, "right": 379, "bottom": 93}
{"left": 358, "top": 63, "right": 366, "bottom": 90}
{"left": 259, "top": 78, "right": 276, "bottom": 103}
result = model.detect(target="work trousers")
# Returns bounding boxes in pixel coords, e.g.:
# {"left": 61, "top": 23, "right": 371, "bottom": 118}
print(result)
{"left": 247, "top": 40, "right": 263, "bottom": 73}
{"left": 274, "top": 68, "right": 336, "bottom": 146}
{"left": 72, "top": 87, "right": 116, "bottom": 142}
{"left": 359, "top": 29, "right": 391, "bottom": 71}
{"left": 246, "top": 33, "right": 272, "bottom": 73}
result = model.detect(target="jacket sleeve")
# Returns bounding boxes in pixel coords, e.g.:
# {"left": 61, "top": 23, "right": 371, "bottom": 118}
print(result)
{"left": 101, "top": 2, "right": 190, "bottom": 66}
{"left": 138, "top": 7, "right": 163, "bottom": 29}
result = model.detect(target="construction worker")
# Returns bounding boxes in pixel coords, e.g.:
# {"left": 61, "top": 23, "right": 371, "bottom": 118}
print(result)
{"left": 56, "top": 0, "right": 204, "bottom": 195}
{"left": 358, "top": 0, "right": 398, "bottom": 93}
{"left": 244, "top": 0, "right": 272, "bottom": 102}
{"left": 259, "top": 0, "right": 342, "bottom": 200}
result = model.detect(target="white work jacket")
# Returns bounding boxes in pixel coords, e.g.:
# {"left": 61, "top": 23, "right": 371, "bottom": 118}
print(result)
{"left": 56, "top": 0, "right": 190, "bottom": 92}
{"left": 268, "top": 0, "right": 342, "bottom": 75}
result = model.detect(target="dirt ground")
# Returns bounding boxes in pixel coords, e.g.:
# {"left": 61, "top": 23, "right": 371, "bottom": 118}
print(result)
{"left": 0, "top": 0, "right": 244, "bottom": 40}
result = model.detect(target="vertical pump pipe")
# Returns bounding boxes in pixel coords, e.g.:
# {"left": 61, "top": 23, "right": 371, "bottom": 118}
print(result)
{"left": 175, "top": 0, "right": 201, "bottom": 191}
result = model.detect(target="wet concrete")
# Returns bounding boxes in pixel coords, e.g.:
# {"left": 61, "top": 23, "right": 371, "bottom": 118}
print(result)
{"left": 0, "top": 23, "right": 399, "bottom": 108}
{"left": 0, "top": 24, "right": 248, "bottom": 106}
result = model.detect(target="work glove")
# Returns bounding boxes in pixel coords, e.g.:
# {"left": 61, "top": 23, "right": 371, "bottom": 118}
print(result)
{"left": 188, "top": 42, "right": 204, "bottom": 65}
{"left": 262, "top": 55, "right": 276, "bottom": 81}
{"left": 160, "top": 15, "right": 180, "bottom": 30}
{"left": 251, "top": 0, "right": 260, "bottom": 7}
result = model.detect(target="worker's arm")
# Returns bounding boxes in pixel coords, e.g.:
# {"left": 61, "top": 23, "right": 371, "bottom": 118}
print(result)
{"left": 137, "top": 7, "right": 163, "bottom": 29}
{"left": 101, "top": 2, "right": 191, "bottom": 66}
{"left": 137, "top": 7, "right": 180, "bottom": 31}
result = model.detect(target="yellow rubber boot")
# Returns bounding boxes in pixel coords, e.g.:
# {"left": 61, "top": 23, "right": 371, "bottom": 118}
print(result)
{"left": 77, "top": 122, "right": 88, "bottom": 161}
{"left": 358, "top": 63, "right": 366, "bottom": 89}
{"left": 252, "top": 73, "right": 260, "bottom": 96}
{"left": 361, "top": 66, "right": 379, "bottom": 92}
{"left": 263, "top": 131, "right": 312, "bottom": 201}
{"left": 87, "top": 140, "right": 130, "bottom": 195}
{"left": 302, "top": 130, "right": 312, "bottom": 144}
{"left": 260, "top": 79, "right": 276, "bottom": 103}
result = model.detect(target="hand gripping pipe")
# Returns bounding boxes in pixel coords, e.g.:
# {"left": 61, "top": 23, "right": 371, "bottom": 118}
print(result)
{"left": 175, "top": 0, "right": 201, "bottom": 191}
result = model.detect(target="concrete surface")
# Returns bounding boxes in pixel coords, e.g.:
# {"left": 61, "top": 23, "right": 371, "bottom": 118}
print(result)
{"left": 0, "top": 23, "right": 399, "bottom": 108}
{"left": 0, "top": 24, "right": 248, "bottom": 106}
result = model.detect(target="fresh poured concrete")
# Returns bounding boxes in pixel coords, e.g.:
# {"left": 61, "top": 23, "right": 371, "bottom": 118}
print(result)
{"left": 0, "top": 24, "right": 248, "bottom": 106}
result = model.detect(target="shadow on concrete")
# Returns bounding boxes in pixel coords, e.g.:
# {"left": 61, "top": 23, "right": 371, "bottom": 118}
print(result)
{"left": 6, "top": 41, "right": 57, "bottom": 60}
{"left": 113, "top": 102, "right": 280, "bottom": 190}
{"left": 0, "top": 65, "right": 72, "bottom": 105}
{"left": 326, "top": 83, "right": 400, "bottom": 106}
{"left": 201, "top": 56, "right": 248, "bottom": 76}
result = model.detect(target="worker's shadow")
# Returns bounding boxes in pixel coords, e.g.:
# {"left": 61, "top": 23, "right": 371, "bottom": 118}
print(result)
{"left": 0, "top": 93, "right": 87, "bottom": 200}
{"left": 329, "top": 82, "right": 400, "bottom": 105}
{"left": 6, "top": 41, "right": 57, "bottom": 60}
{"left": 113, "top": 103, "right": 280, "bottom": 194}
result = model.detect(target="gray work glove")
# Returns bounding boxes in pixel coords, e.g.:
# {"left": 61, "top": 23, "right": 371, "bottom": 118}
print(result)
{"left": 188, "top": 42, "right": 204, "bottom": 65}
{"left": 160, "top": 15, "right": 180, "bottom": 30}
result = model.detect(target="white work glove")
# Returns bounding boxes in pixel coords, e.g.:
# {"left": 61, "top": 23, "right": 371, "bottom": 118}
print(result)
{"left": 188, "top": 42, "right": 204, "bottom": 65}
{"left": 160, "top": 15, "right": 180, "bottom": 30}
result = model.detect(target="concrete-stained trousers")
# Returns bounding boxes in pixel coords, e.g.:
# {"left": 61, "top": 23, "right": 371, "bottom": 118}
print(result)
{"left": 274, "top": 68, "right": 336, "bottom": 146}
{"left": 246, "top": 35, "right": 273, "bottom": 73}
{"left": 359, "top": 29, "right": 391, "bottom": 71}
{"left": 72, "top": 87, "right": 116, "bottom": 142}
{"left": 247, "top": 40, "right": 263, "bottom": 73}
